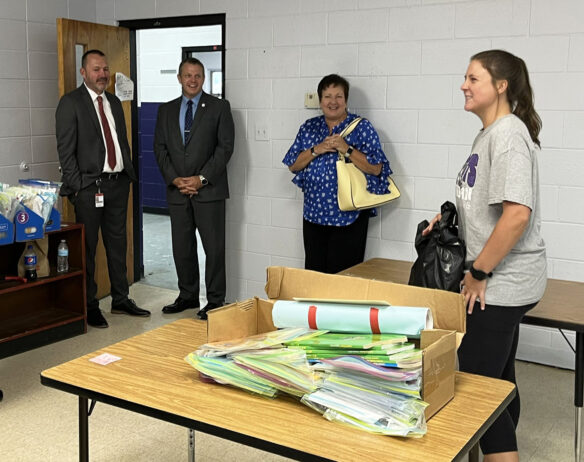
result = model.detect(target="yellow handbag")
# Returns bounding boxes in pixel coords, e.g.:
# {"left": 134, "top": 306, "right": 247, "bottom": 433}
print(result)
{"left": 336, "top": 118, "right": 400, "bottom": 211}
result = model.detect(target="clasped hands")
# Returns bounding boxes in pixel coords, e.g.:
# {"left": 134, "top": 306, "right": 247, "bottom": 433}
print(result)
{"left": 313, "top": 135, "right": 349, "bottom": 156}
{"left": 173, "top": 176, "right": 203, "bottom": 196}
{"left": 423, "top": 213, "right": 486, "bottom": 315}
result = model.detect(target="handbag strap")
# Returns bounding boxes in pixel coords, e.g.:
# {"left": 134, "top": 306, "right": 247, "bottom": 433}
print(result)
{"left": 338, "top": 117, "right": 362, "bottom": 138}
{"left": 337, "top": 117, "right": 362, "bottom": 161}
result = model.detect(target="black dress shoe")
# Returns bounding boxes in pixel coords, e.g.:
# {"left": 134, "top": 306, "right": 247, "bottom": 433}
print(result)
{"left": 111, "top": 299, "right": 151, "bottom": 317}
{"left": 162, "top": 297, "right": 200, "bottom": 314}
{"left": 87, "top": 309, "right": 109, "bottom": 328}
{"left": 196, "top": 302, "right": 223, "bottom": 321}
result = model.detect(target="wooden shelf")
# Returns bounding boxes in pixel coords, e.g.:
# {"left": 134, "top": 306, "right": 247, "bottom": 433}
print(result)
{"left": 0, "top": 223, "right": 87, "bottom": 358}
{"left": 0, "top": 308, "right": 84, "bottom": 342}
{"left": 0, "top": 269, "right": 83, "bottom": 293}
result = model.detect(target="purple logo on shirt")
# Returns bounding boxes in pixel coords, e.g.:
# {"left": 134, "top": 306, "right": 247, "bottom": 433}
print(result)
{"left": 457, "top": 153, "right": 479, "bottom": 188}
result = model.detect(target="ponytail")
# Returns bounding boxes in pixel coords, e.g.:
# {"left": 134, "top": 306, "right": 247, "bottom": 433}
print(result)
{"left": 472, "top": 50, "right": 542, "bottom": 148}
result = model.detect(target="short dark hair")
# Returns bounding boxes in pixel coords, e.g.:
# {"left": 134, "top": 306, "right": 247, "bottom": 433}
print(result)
{"left": 81, "top": 49, "right": 106, "bottom": 68}
{"left": 317, "top": 74, "right": 349, "bottom": 101}
{"left": 178, "top": 57, "right": 205, "bottom": 76}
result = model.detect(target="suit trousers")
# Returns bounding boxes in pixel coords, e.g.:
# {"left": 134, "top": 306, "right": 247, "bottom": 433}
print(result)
{"left": 73, "top": 174, "right": 130, "bottom": 311}
{"left": 168, "top": 196, "right": 226, "bottom": 305}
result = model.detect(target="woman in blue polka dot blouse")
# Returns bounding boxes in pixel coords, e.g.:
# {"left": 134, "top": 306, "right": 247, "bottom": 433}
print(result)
{"left": 283, "top": 74, "right": 391, "bottom": 274}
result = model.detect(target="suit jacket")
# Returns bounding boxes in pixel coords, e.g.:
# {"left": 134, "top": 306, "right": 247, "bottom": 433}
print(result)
{"left": 56, "top": 85, "right": 137, "bottom": 197}
{"left": 153, "top": 92, "right": 235, "bottom": 202}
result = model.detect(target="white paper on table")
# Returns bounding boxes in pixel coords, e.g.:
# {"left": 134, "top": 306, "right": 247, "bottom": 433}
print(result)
{"left": 272, "top": 300, "right": 433, "bottom": 337}
{"left": 115, "top": 72, "right": 134, "bottom": 101}
{"left": 89, "top": 353, "right": 122, "bottom": 365}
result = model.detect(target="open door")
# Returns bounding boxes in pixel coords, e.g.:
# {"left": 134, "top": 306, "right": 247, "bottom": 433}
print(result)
{"left": 56, "top": 18, "right": 134, "bottom": 299}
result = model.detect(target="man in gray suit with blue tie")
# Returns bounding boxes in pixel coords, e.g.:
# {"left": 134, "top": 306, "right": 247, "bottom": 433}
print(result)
{"left": 154, "top": 57, "right": 235, "bottom": 320}
{"left": 56, "top": 49, "right": 150, "bottom": 328}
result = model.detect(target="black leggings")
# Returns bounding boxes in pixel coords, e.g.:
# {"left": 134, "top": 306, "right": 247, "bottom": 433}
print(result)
{"left": 457, "top": 301, "right": 537, "bottom": 454}
{"left": 303, "top": 212, "right": 369, "bottom": 274}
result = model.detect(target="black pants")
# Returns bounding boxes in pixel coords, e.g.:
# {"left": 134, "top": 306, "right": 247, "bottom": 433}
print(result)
{"left": 303, "top": 212, "right": 369, "bottom": 274}
{"left": 457, "top": 301, "right": 537, "bottom": 454}
{"left": 73, "top": 174, "right": 130, "bottom": 311}
{"left": 167, "top": 197, "right": 226, "bottom": 306}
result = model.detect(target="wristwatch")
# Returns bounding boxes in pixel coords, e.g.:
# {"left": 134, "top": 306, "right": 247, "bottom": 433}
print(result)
{"left": 344, "top": 146, "right": 354, "bottom": 158}
{"left": 469, "top": 264, "right": 493, "bottom": 281}
{"left": 311, "top": 146, "right": 317, "bottom": 157}
{"left": 199, "top": 175, "right": 208, "bottom": 186}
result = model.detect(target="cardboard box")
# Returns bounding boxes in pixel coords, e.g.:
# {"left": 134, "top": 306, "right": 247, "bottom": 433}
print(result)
{"left": 15, "top": 206, "right": 60, "bottom": 242}
{"left": 0, "top": 213, "right": 14, "bottom": 245}
{"left": 207, "top": 266, "right": 466, "bottom": 420}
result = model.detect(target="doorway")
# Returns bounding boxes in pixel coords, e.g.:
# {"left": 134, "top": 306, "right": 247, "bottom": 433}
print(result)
{"left": 118, "top": 14, "right": 226, "bottom": 285}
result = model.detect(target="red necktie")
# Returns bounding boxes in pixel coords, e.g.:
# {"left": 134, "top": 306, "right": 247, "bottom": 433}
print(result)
{"left": 97, "top": 95, "right": 116, "bottom": 170}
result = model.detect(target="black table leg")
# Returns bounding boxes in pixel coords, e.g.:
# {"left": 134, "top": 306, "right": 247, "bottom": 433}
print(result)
{"left": 189, "top": 429, "right": 195, "bottom": 462}
{"left": 468, "top": 443, "right": 479, "bottom": 462}
{"left": 576, "top": 332, "right": 584, "bottom": 461}
{"left": 79, "top": 396, "right": 89, "bottom": 462}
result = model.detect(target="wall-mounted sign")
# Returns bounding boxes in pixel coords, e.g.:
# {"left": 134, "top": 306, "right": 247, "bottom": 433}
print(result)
{"left": 115, "top": 72, "right": 134, "bottom": 101}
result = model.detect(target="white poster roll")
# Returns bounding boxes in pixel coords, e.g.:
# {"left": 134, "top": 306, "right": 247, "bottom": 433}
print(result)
{"left": 272, "top": 301, "right": 432, "bottom": 337}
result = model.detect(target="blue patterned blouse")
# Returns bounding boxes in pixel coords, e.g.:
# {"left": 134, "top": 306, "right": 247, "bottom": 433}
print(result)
{"left": 283, "top": 112, "right": 392, "bottom": 226}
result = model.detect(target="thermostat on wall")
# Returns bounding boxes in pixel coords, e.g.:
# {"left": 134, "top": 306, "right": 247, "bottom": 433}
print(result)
{"left": 304, "top": 92, "right": 320, "bottom": 109}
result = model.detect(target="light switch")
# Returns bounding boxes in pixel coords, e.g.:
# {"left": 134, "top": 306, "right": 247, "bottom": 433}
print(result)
{"left": 304, "top": 92, "right": 320, "bottom": 109}
{"left": 255, "top": 124, "right": 269, "bottom": 141}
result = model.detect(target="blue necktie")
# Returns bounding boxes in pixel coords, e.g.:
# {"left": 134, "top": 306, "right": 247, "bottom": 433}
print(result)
{"left": 184, "top": 100, "right": 193, "bottom": 143}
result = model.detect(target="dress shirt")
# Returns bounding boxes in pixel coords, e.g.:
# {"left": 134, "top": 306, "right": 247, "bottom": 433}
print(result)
{"left": 84, "top": 83, "right": 124, "bottom": 173}
{"left": 179, "top": 92, "right": 203, "bottom": 145}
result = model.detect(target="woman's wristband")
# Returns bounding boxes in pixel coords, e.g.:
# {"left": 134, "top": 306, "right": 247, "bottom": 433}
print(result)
{"left": 311, "top": 146, "right": 317, "bottom": 157}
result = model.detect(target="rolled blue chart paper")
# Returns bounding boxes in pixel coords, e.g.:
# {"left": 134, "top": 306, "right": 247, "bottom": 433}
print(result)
{"left": 272, "top": 301, "right": 433, "bottom": 338}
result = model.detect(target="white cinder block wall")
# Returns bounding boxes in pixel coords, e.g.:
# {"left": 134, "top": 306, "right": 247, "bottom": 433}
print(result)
{"left": 0, "top": 0, "right": 97, "bottom": 185}
{"left": 1, "top": 0, "right": 582, "bottom": 369}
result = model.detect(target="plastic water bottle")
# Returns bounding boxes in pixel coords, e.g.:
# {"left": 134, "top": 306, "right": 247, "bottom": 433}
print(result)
{"left": 24, "top": 245, "right": 37, "bottom": 281}
{"left": 57, "top": 239, "right": 69, "bottom": 274}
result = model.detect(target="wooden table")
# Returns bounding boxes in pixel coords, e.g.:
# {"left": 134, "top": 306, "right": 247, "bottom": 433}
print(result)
{"left": 341, "top": 257, "right": 584, "bottom": 462}
{"left": 41, "top": 318, "right": 515, "bottom": 462}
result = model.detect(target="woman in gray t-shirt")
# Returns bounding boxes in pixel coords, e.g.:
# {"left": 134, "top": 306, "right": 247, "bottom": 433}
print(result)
{"left": 425, "top": 50, "right": 546, "bottom": 462}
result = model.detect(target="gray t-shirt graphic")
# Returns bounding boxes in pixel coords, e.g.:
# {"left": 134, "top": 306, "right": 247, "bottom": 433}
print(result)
{"left": 455, "top": 114, "right": 547, "bottom": 306}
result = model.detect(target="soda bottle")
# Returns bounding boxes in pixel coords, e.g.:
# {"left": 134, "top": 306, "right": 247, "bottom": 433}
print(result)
{"left": 24, "top": 244, "right": 37, "bottom": 281}
{"left": 57, "top": 239, "right": 69, "bottom": 274}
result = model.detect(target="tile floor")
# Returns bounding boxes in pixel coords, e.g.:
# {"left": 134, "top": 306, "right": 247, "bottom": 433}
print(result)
{"left": 0, "top": 214, "right": 576, "bottom": 461}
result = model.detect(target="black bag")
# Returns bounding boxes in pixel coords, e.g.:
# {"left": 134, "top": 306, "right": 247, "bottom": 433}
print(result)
{"left": 408, "top": 201, "right": 466, "bottom": 293}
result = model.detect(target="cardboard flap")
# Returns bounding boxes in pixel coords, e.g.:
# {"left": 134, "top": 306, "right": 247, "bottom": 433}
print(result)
{"left": 257, "top": 299, "right": 276, "bottom": 333}
{"left": 456, "top": 332, "right": 465, "bottom": 349}
{"left": 366, "top": 280, "right": 466, "bottom": 334}
{"left": 265, "top": 266, "right": 466, "bottom": 333}
{"left": 422, "top": 330, "right": 456, "bottom": 418}
{"left": 207, "top": 298, "right": 259, "bottom": 343}
{"left": 265, "top": 266, "right": 285, "bottom": 298}
{"left": 420, "top": 329, "right": 452, "bottom": 350}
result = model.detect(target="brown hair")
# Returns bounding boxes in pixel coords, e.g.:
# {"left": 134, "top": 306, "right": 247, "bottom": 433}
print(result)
{"left": 317, "top": 74, "right": 349, "bottom": 102}
{"left": 178, "top": 57, "right": 205, "bottom": 76}
{"left": 81, "top": 49, "right": 105, "bottom": 68}
{"left": 472, "top": 50, "right": 542, "bottom": 147}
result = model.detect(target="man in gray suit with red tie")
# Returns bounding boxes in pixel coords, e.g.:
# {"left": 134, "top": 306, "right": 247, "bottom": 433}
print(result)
{"left": 154, "top": 57, "right": 235, "bottom": 320}
{"left": 56, "top": 49, "right": 150, "bottom": 328}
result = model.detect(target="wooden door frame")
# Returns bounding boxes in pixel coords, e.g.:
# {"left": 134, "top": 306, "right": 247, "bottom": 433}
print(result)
{"left": 118, "top": 14, "right": 226, "bottom": 282}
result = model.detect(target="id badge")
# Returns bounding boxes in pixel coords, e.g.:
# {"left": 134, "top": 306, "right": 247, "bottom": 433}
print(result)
{"left": 95, "top": 193, "right": 104, "bottom": 208}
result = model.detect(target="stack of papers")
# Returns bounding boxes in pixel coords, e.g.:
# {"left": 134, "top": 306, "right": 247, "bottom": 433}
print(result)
{"left": 185, "top": 327, "right": 428, "bottom": 438}
{"left": 285, "top": 332, "right": 422, "bottom": 369}
{"left": 185, "top": 327, "right": 320, "bottom": 397}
